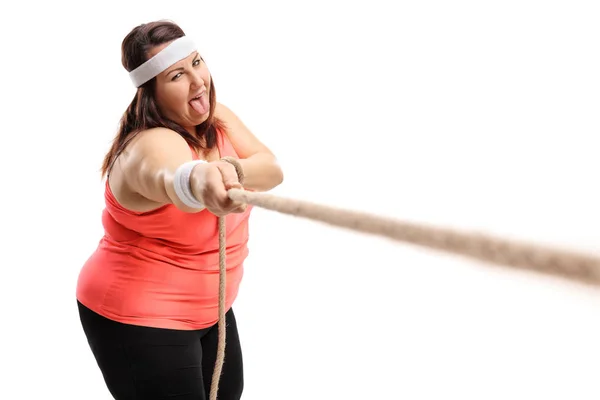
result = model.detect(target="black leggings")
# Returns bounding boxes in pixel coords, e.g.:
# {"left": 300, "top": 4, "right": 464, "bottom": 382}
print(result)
{"left": 77, "top": 301, "right": 243, "bottom": 400}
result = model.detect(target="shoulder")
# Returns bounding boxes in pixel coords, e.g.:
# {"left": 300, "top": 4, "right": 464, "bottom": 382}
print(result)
{"left": 114, "top": 127, "right": 192, "bottom": 170}
{"left": 213, "top": 102, "right": 250, "bottom": 137}
{"left": 213, "top": 102, "right": 273, "bottom": 158}
{"left": 214, "top": 102, "right": 235, "bottom": 121}
{"left": 136, "top": 127, "right": 188, "bottom": 144}
{"left": 130, "top": 127, "right": 190, "bottom": 154}
{"left": 213, "top": 102, "right": 246, "bottom": 139}
{"left": 214, "top": 102, "right": 243, "bottom": 134}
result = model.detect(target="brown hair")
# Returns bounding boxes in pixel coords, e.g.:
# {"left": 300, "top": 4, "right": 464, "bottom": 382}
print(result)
{"left": 101, "top": 20, "right": 224, "bottom": 177}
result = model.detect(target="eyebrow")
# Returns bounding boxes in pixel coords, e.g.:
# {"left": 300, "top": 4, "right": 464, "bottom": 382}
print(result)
{"left": 166, "top": 52, "right": 201, "bottom": 77}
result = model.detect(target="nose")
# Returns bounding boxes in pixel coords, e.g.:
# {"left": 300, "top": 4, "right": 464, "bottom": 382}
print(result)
{"left": 190, "top": 69, "right": 205, "bottom": 89}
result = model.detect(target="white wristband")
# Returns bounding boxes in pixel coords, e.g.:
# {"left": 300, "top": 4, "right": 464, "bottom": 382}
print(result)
{"left": 173, "top": 160, "right": 207, "bottom": 209}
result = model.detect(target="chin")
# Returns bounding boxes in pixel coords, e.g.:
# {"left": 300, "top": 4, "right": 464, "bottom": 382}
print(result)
{"left": 195, "top": 113, "right": 210, "bottom": 125}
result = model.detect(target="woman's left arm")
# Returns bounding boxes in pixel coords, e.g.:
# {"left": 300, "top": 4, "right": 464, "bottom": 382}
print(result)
{"left": 215, "top": 102, "right": 284, "bottom": 191}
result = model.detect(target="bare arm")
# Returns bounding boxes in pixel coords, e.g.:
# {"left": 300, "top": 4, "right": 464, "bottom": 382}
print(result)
{"left": 116, "top": 127, "right": 246, "bottom": 215}
{"left": 215, "top": 103, "right": 284, "bottom": 191}
{"left": 116, "top": 127, "right": 205, "bottom": 213}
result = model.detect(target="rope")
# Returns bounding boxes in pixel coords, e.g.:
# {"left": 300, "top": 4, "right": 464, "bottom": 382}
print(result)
{"left": 210, "top": 216, "right": 227, "bottom": 400}
{"left": 209, "top": 188, "right": 600, "bottom": 399}
{"left": 228, "top": 188, "right": 600, "bottom": 285}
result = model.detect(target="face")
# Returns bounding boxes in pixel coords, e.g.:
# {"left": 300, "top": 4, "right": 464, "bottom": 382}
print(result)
{"left": 150, "top": 42, "right": 212, "bottom": 131}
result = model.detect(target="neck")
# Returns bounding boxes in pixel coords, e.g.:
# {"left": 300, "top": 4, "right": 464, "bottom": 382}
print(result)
{"left": 184, "top": 125, "right": 197, "bottom": 137}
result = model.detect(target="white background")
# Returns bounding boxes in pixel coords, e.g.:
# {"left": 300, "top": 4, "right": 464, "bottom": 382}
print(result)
{"left": 2, "top": 0, "right": 600, "bottom": 399}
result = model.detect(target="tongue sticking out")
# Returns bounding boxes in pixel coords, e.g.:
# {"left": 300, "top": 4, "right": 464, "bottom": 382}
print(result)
{"left": 190, "top": 94, "right": 209, "bottom": 114}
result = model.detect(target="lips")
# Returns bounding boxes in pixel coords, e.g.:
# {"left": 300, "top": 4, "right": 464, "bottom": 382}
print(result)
{"left": 189, "top": 89, "right": 206, "bottom": 102}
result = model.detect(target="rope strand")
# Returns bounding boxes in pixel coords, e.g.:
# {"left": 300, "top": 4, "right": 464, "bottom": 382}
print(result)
{"left": 210, "top": 187, "right": 600, "bottom": 398}
{"left": 210, "top": 216, "right": 227, "bottom": 400}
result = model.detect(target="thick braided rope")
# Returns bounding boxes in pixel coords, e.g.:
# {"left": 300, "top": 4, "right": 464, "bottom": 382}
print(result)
{"left": 210, "top": 217, "right": 227, "bottom": 400}
{"left": 210, "top": 188, "right": 600, "bottom": 398}
{"left": 227, "top": 188, "right": 600, "bottom": 286}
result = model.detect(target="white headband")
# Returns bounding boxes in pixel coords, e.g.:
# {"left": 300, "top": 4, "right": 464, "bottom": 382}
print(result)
{"left": 129, "top": 36, "right": 197, "bottom": 87}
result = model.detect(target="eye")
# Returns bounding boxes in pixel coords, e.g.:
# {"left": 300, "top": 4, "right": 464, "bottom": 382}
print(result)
{"left": 193, "top": 58, "right": 202, "bottom": 67}
{"left": 171, "top": 72, "right": 183, "bottom": 81}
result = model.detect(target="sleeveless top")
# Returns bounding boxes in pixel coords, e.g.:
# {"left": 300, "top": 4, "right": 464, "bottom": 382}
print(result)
{"left": 76, "top": 129, "right": 252, "bottom": 330}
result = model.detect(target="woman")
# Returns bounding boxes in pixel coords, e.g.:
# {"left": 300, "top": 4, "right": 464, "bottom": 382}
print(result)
{"left": 76, "top": 19, "right": 283, "bottom": 400}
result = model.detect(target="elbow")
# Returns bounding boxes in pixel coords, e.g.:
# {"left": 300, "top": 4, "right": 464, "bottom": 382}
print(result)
{"left": 238, "top": 153, "right": 284, "bottom": 192}
{"left": 251, "top": 158, "right": 284, "bottom": 192}
{"left": 274, "top": 162, "right": 284, "bottom": 186}
{"left": 270, "top": 159, "right": 284, "bottom": 189}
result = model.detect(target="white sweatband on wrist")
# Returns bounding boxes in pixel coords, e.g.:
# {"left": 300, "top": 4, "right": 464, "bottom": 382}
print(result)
{"left": 173, "top": 160, "right": 207, "bottom": 209}
{"left": 129, "top": 36, "right": 197, "bottom": 87}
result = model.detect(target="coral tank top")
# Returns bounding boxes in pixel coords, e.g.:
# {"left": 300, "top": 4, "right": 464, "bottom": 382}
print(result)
{"left": 76, "top": 130, "right": 252, "bottom": 330}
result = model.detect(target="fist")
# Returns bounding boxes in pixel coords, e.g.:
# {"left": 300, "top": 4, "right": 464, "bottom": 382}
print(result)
{"left": 190, "top": 161, "right": 247, "bottom": 216}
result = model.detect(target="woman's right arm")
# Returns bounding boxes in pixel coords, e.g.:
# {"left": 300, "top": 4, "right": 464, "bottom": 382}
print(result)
{"left": 117, "top": 127, "right": 244, "bottom": 214}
